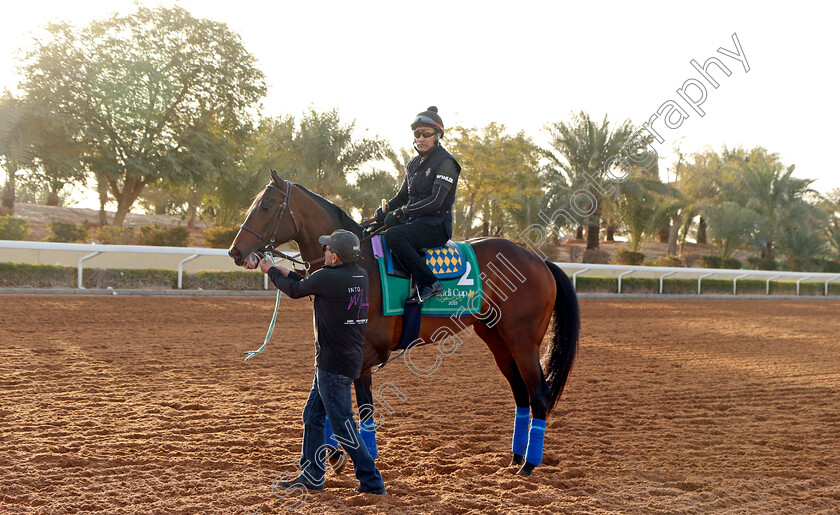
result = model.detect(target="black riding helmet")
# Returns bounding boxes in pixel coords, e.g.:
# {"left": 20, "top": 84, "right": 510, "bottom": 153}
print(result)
{"left": 411, "top": 106, "right": 444, "bottom": 138}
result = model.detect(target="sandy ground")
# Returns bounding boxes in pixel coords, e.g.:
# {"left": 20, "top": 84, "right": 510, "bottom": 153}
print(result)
{"left": 1, "top": 296, "right": 839, "bottom": 514}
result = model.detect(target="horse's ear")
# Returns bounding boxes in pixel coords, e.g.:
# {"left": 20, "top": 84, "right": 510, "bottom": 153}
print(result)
{"left": 270, "top": 168, "right": 282, "bottom": 186}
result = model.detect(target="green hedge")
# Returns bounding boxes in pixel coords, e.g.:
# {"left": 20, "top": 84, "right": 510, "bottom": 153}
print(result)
{"left": 0, "top": 263, "right": 75, "bottom": 287}
{"left": 0, "top": 263, "right": 263, "bottom": 290}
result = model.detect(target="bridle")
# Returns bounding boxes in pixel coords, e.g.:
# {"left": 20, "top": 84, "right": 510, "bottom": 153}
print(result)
{"left": 239, "top": 180, "right": 324, "bottom": 270}
{"left": 239, "top": 178, "right": 392, "bottom": 272}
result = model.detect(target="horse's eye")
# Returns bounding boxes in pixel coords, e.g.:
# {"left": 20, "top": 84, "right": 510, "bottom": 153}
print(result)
{"left": 260, "top": 203, "right": 270, "bottom": 211}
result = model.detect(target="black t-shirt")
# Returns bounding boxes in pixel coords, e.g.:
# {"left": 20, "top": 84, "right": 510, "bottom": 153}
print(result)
{"left": 268, "top": 262, "right": 369, "bottom": 379}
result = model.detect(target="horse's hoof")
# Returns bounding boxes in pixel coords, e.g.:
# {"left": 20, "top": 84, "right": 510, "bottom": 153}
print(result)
{"left": 328, "top": 448, "right": 347, "bottom": 474}
{"left": 516, "top": 462, "right": 536, "bottom": 476}
{"left": 509, "top": 453, "right": 524, "bottom": 467}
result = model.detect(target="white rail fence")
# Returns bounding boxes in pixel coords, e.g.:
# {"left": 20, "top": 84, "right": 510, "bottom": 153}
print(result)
{"left": 2, "top": 240, "right": 839, "bottom": 296}
{"left": 558, "top": 262, "right": 840, "bottom": 296}
{"left": 0, "top": 240, "right": 279, "bottom": 289}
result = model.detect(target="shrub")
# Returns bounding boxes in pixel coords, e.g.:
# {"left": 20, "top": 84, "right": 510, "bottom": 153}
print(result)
{"left": 699, "top": 255, "right": 722, "bottom": 268}
{"left": 721, "top": 258, "right": 742, "bottom": 270}
{"left": 822, "top": 260, "right": 840, "bottom": 273}
{"left": 0, "top": 216, "right": 31, "bottom": 240}
{"left": 747, "top": 256, "right": 779, "bottom": 270}
{"left": 783, "top": 257, "right": 821, "bottom": 272}
{"left": 92, "top": 225, "right": 135, "bottom": 245}
{"left": 648, "top": 255, "right": 683, "bottom": 267}
{"left": 204, "top": 226, "right": 240, "bottom": 249}
{"left": 614, "top": 249, "right": 645, "bottom": 265}
{"left": 582, "top": 249, "right": 611, "bottom": 264}
{"left": 138, "top": 223, "right": 190, "bottom": 247}
{"left": 46, "top": 221, "right": 89, "bottom": 243}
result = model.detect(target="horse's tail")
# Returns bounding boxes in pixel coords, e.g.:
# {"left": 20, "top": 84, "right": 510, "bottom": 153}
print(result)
{"left": 543, "top": 260, "right": 580, "bottom": 415}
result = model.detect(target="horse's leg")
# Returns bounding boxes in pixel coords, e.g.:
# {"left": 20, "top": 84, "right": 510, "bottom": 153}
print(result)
{"left": 493, "top": 309, "right": 554, "bottom": 477}
{"left": 473, "top": 322, "right": 531, "bottom": 468}
{"left": 354, "top": 373, "right": 378, "bottom": 460}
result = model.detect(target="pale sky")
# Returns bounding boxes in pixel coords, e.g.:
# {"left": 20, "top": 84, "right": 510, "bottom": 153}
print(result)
{"left": 2, "top": 0, "right": 838, "bottom": 209}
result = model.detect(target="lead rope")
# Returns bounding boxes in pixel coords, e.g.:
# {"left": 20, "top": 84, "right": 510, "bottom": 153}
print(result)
{"left": 243, "top": 252, "right": 282, "bottom": 362}
{"left": 244, "top": 222, "right": 389, "bottom": 363}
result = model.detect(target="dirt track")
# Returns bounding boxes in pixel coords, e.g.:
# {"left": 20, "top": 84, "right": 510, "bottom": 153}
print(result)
{"left": 1, "top": 296, "right": 839, "bottom": 514}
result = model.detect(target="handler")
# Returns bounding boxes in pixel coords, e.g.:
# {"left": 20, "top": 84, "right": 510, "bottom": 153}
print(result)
{"left": 372, "top": 106, "right": 461, "bottom": 304}
{"left": 259, "top": 229, "right": 386, "bottom": 496}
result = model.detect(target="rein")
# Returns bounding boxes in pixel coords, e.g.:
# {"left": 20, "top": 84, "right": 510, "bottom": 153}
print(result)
{"left": 259, "top": 225, "right": 388, "bottom": 272}
{"left": 244, "top": 182, "right": 390, "bottom": 273}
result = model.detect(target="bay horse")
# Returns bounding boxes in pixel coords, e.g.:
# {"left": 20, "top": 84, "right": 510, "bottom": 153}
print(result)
{"left": 228, "top": 170, "right": 579, "bottom": 476}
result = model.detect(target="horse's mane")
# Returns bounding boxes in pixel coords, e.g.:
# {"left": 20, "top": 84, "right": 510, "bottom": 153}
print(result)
{"left": 293, "top": 184, "right": 363, "bottom": 237}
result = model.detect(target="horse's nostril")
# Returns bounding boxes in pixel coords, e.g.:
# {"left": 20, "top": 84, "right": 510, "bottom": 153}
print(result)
{"left": 229, "top": 247, "right": 240, "bottom": 259}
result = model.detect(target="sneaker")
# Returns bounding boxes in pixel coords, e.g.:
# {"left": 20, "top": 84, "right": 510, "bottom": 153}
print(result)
{"left": 353, "top": 485, "right": 387, "bottom": 496}
{"left": 277, "top": 475, "right": 324, "bottom": 491}
{"left": 406, "top": 280, "right": 444, "bottom": 304}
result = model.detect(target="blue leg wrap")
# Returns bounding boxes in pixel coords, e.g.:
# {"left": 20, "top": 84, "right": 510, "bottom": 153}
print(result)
{"left": 324, "top": 416, "right": 338, "bottom": 449}
{"left": 524, "top": 419, "right": 546, "bottom": 466}
{"left": 512, "top": 407, "right": 530, "bottom": 455}
{"left": 359, "top": 418, "right": 377, "bottom": 460}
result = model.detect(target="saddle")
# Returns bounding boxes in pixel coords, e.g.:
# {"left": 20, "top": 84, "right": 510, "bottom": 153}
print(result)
{"left": 376, "top": 238, "right": 468, "bottom": 280}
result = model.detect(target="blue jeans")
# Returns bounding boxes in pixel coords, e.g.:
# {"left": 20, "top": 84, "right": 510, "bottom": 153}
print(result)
{"left": 299, "top": 368, "right": 384, "bottom": 492}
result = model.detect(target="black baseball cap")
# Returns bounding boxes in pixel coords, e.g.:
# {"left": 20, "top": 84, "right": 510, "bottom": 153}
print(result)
{"left": 318, "top": 229, "right": 361, "bottom": 262}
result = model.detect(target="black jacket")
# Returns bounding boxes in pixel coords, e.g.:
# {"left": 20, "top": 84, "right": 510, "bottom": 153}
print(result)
{"left": 387, "top": 145, "right": 461, "bottom": 237}
{"left": 268, "top": 262, "right": 369, "bottom": 379}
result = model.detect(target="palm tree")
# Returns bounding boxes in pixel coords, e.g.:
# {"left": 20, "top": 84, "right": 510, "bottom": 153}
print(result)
{"left": 819, "top": 189, "right": 840, "bottom": 259}
{"left": 544, "top": 112, "right": 635, "bottom": 250}
{"left": 671, "top": 148, "right": 731, "bottom": 251}
{"left": 703, "top": 202, "right": 760, "bottom": 258}
{"left": 613, "top": 170, "right": 678, "bottom": 253}
{"left": 719, "top": 147, "right": 816, "bottom": 259}
{"left": 250, "top": 109, "right": 391, "bottom": 206}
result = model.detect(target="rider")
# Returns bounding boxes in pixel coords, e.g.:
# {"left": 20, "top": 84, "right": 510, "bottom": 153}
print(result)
{"left": 373, "top": 106, "right": 461, "bottom": 304}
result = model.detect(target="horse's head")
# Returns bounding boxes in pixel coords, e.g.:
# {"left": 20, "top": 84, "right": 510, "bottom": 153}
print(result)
{"left": 229, "top": 169, "right": 298, "bottom": 267}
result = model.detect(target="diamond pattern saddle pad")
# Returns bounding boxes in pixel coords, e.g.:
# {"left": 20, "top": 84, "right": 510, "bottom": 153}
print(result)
{"left": 380, "top": 239, "right": 467, "bottom": 280}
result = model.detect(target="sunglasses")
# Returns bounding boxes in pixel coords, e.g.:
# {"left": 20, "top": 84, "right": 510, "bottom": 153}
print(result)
{"left": 321, "top": 244, "right": 331, "bottom": 252}
{"left": 413, "top": 129, "right": 437, "bottom": 139}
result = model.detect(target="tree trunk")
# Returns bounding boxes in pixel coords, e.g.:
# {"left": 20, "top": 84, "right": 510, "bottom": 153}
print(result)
{"left": 2, "top": 163, "right": 17, "bottom": 214}
{"left": 46, "top": 191, "right": 60, "bottom": 207}
{"left": 586, "top": 204, "right": 602, "bottom": 250}
{"left": 679, "top": 214, "right": 693, "bottom": 255}
{"left": 110, "top": 177, "right": 146, "bottom": 227}
{"left": 45, "top": 180, "right": 64, "bottom": 207}
{"left": 586, "top": 220, "right": 600, "bottom": 250}
{"left": 1, "top": 176, "right": 15, "bottom": 215}
{"left": 762, "top": 241, "right": 775, "bottom": 259}
{"left": 658, "top": 224, "right": 670, "bottom": 243}
{"left": 187, "top": 202, "right": 198, "bottom": 229}
{"left": 667, "top": 214, "right": 681, "bottom": 256}
{"left": 482, "top": 220, "right": 489, "bottom": 237}
{"left": 97, "top": 173, "right": 109, "bottom": 226}
{"left": 575, "top": 226, "right": 584, "bottom": 240}
{"left": 605, "top": 221, "right": 616, "bottom": 242}
{"left": 696, "top": 216, "right": 707, "bottom": 244}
